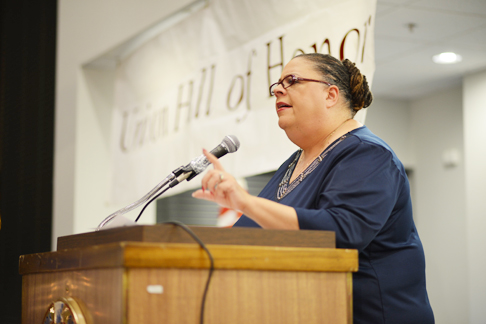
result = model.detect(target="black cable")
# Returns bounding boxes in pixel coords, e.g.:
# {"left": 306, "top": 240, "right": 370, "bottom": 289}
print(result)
{"left": 162, "top": 220, "right": 214, "bottom": 324}
{"left": 135, "top": 172, "right": 189, "bottom": 223}
{"left": 134, "top": 186, "right": 170, "bottom": 223}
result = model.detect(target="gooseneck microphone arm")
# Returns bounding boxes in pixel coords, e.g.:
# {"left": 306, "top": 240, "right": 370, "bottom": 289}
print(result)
{"left": 96, "top": 135, "right": 240, "bottom": 230}
{"left": 95, "top": 172, "right": 177, "bottom": 231}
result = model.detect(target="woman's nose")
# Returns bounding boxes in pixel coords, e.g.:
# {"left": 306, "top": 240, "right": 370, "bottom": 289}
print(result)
{"left": 273, "top": 83, "right": 286, "bottom": 96}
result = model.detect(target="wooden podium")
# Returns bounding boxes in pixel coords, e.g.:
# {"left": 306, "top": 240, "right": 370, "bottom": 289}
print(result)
{"left": 19, "top": 225, "right": 358, "bottom": 324}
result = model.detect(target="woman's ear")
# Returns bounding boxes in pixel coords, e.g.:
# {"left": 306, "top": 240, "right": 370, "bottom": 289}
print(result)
{"left": 325, "top": 85, "right": 340, "bottom": 107}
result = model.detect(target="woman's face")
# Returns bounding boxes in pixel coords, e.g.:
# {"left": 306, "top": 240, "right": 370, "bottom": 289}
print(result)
{"left": 273, "top": 57, "right": 331, "bottom": 135}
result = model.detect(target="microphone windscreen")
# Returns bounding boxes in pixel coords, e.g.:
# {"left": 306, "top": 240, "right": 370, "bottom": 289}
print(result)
{"left": 223, "top": 135, "right": 240, "bottom": 153}
{"left": 210, "top": 135, "right": 240, "bottom": 158}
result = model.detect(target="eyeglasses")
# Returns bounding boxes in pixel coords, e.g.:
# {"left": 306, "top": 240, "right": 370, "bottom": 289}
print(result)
{"left": 269, "top": 74, "right": 332, "bottom": 96}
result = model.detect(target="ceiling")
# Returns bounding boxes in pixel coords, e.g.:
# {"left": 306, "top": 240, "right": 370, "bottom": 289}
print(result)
{"left": 373, "top": 0, "right": 486, "bottom": 99}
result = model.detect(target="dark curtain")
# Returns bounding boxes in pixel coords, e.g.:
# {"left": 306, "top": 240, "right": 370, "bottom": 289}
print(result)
{"left": 0, "top": 0, "right": 57, "bottom": 323}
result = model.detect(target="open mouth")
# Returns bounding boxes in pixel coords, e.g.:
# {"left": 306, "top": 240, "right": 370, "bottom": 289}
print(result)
{"left": 277, "top": 102, "right": 292, "bottom": 111}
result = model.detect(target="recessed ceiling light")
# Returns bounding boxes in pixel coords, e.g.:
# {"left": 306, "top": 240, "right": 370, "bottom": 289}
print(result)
{"left": 432, "top": 52, "right": 462, "bottom": 64}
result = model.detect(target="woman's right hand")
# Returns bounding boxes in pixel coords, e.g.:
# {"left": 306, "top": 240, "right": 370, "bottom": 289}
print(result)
{"left": 192, "top": 149, "right": 299, "bottom": 230}
{"left": 191, "top": 149, "right": 252, "bottom": 213}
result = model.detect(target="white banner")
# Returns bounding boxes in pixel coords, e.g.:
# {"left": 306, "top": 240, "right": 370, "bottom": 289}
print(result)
{"left": 112, "top": 0, "right": 376, "bottom": 203}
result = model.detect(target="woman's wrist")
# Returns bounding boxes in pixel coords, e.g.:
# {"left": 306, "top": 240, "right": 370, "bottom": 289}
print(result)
{"left": 237, "top": 190, "right": 255, "bottom": 215}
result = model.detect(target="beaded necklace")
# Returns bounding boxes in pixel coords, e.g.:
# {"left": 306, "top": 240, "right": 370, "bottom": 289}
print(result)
{"left": 276, "top": 135, "right": 347, "bottom": 200}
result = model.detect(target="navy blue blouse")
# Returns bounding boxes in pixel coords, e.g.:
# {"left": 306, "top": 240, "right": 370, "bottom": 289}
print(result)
{"left": 234, "top": 126, "right": 434, "bottom": 324}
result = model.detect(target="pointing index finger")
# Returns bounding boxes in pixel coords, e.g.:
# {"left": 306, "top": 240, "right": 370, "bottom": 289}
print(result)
{"left": 203, "top": 148, "right": 225, "bottom": 171}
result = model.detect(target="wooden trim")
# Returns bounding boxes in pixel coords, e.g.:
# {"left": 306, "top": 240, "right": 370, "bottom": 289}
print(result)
{"left": 20, "top": 242, "right": 357, "bottom": 274}
{"left": 124, "top": 242, "right": 358, "bottom": 272}
{"left": 347, "top": 272, "right": 354, "bottom": 323}
{"left": 19, "top": 242, "right": 126, "bottom": 274}
{"left": 122, "top": 270, "right": 128, "bottom": 324}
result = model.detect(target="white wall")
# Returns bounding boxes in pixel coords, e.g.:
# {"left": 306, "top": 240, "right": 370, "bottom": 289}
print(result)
{"left": 410, "top": 86, "right": 469, "bottom": 323}
{"left": 463, "top": 70, "right": 486, "bottom": 324}
{"left": 55, "top": 0, "right": 195, "bottom": 247}
{"left": 365, "top": 97, "right": 414, "bottom": 168}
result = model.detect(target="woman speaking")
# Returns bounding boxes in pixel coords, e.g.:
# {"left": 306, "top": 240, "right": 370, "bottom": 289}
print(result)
{"left": 192, "top": 53, "right": 434, "bottom": 324}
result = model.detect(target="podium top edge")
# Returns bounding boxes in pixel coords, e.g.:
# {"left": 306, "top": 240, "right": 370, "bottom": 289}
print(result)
{"left": 20, "top": 241, "right": 357, "bottom": 274}
{"left": 57, "top": 224, "right": 336, "bottom": 251}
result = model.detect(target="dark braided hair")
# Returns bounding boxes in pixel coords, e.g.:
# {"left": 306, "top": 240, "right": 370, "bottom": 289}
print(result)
{"left": 296, "top": 53, "right": 373, "bottom": 114}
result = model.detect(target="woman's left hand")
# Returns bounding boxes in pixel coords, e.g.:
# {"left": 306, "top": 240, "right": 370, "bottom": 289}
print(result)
{"left": 192, "top": 149, "right": 251, "bottom": 213}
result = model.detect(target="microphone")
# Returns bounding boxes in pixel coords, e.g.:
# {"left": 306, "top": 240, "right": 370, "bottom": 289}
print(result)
{"left": 170, "top": 135, "right": 240, "bottom": 186}
{"left": 96, "top": 135, "right": 240, "bottom": 230}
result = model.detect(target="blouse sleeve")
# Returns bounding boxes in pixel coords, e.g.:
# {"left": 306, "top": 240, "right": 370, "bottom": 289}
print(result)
{"left": 295, "top": 141, "right": 406, "bottom": 252}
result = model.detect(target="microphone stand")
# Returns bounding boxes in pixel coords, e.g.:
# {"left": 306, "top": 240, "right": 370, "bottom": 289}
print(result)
{"left": 96, "top": 167, "right": 190, "bottom": 231}
{"left": 96, "top": 135, "right": 240, "bottom": 231}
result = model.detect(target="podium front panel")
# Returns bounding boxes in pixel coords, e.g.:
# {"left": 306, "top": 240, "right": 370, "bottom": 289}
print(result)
{"left": 20, "top": 228, "right": 357, "bottom": 324}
